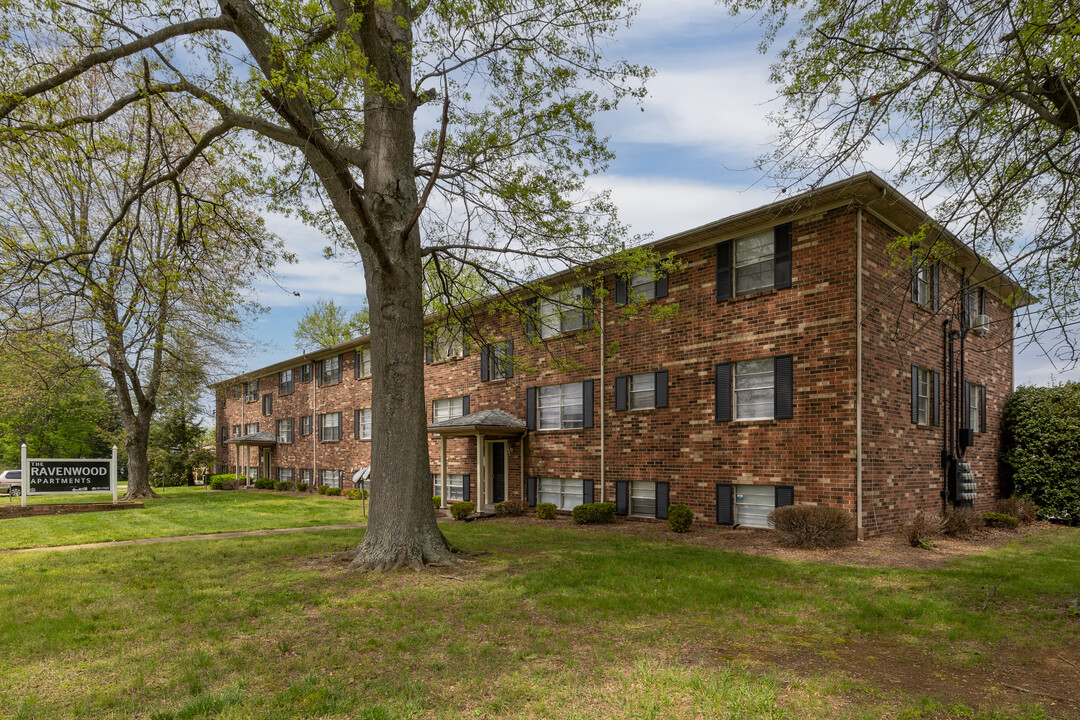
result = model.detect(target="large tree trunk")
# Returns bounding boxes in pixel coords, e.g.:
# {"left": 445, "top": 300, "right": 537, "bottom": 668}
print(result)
{"left": 122, "top": 415, "right": 159, "bottom": 500}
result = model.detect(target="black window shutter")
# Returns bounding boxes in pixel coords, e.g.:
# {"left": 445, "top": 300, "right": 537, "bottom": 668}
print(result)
{"left": 582, "top": 379, "right": 594, "bottom": 428}
{"left": 654, "top": 370, "right": 668, "bottom": 408}
{"left": 317, "top": 414, "right": 323, "bottom": 441}
{"left": 354, "top": 409, "right": 359, "bottom": 439}
{"left": 505, "top": 340, "right": 514, "bottom": 379}
{"left": 775, "top": 485, "right": 795, "bottom": 508}
{"left": 524, "top": 297, "right": 537, "bottom": 339}
{"left": 933, "top": 263, "right": 941, "bottom": 312}
{"left": 614, "top": 277, "right": 628, "bottom": 306}
{"left": 354, "top": 351, "right": 359, "bottom": 379}
{"left": 338, "top": 354, "right": 344, "bottom": 379}
{"left": 316, "top": 360, "right": 323, "bottom": 387}
{"left": 462, "top": 394, "right": 470, "bottom": 415}
{"left": 774, "top": 223, "right": 792, "bottom": 290}
{"left": 582, "top": 284, "right": 594, "bottom": 330}
{"left": 461, "top": 322, "right": 470, "bottom": 357}
{"left": 715, "top": 362, "right": 732, "bottom": 422}
{"left": 716, "top": 241, "right": 732, "bottom": 302}
{"left": 980, "top": 386, "right": 987, "bottom": 433}
{"left": 480, "top": 346, "right": 490, "bottom": 382}
{"left": 526, "top": 477, "right": 537, "bottom": 506}
{"left": 655, "top": 270, "right": 669, "bottom": 298}
{"left": 462, "top": 474, "right": 471, "bottom": 502}
{"left": 425, "top": 344, "right": 432, "bottom": 364}
{"left": 582, "top": 479, "right": 594, "bottom": 505}
{"left": 716, "top": 483, "right": 733, "bottom": 525}
{"left": 933, "top": 371, "right": 941, "bottom": 426}
{"left": 911, "top": 271, "right": 919, "bottom": 303}
{"left": 615, "top": 480, "right": 628, "bottom": 516}
{"left": 614, "top": 375, "right": 628, "bottom": 412}
{"left": 774, "top": 355, "right": 793, "bottom": 419}
{"left": 978, "top": 287, "right": 985, "bottom": 315}
{"left": 655, "top": 481, "right": 670, "bottom": 519}
{"left": 526, "top": 387, "right": 537, "bottom": 430}
{"left": 911, "top": 365, "right": 920, "bottom": 424}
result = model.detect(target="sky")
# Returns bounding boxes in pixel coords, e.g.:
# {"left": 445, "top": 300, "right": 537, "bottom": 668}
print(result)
{"left": 230, "top": 0, "right": 1077, "bottom": 390}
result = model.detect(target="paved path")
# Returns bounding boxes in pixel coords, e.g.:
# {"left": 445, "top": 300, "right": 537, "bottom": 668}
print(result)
{"left": 0, "top": 523, "right": 366, "bottom": 554}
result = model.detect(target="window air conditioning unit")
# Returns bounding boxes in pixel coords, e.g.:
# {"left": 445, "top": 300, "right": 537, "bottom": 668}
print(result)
{"left": 971, "top": 314, "right": 990, "bottom": 335}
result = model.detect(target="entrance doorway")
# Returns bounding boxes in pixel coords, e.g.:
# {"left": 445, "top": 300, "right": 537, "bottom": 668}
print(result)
{"left": 261, "top": 448, "right": 272, "bottom": 480}
{"left": 486, "top": 440, "right": 506, "bottom": 505}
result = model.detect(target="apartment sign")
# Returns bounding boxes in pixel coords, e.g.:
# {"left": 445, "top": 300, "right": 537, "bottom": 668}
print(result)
{"left": 28, "top": 460, "right": 112, "bottom": 494}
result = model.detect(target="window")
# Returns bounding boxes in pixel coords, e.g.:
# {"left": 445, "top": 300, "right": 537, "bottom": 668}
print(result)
{"left": 278, "top": 369, "right": 294, "bottom": 395}
{"left": 244, "top": 381, "right": 259, "bottom": 402}
{"left": 967, "top": 382, "right": 983, "bottom": 432}
{"left": 277, "top": 467, "right": 294, "bottom": 484}
{"left": 220, "top": 427, "right": 228, "bottom": 443}
{"left": 356, "top": 408, "right": 372, "bottom": 440}
{"left": 539, "top": 478, "right": 583, "bottom": 511}
{"left": 262, "top": 392, "right": 273, "bottom": 416}
{"left": 482, "top": 340, "right": 513, "bottom": 381}
{"left": 433, "top": 397, "right": 465, "bottom": 423}
{"left": 244, "top": 422, "right": 260, "bottom": 435}
{"left": 320, "top": 469, "right": 342, "bottom": 488}
{"left": 433, "top": 473, "right": 465, "bottom": 502}
{"left": 299, "top": 363, "right": 312, "bottom": 383}
{"left": 232, "top": 424, "right": 241, "bottom": 438}
{"left": 230, "top": 385, "right": 242, "bottom": 399}
{"left": 734, "top": 230, "right": 774, "bottom": 295}
{"left": 734, "top": 359, "right": 774, "bottom": 420}
{"left": 300, "top": 468, "right": 313, "bottom": 484}
{"left": 630, "top": 271, "right": 657, "bottom": 301}
{"left": 911, "top": 366, "right": 939, "bottom": 426}
{"left": 299, "top": 415, "right": 313, "bottom": 436}
{"left": 539, "top": 286, "right": 586, "bottom": 338}
{"left": 247, "top": 466, "right": 258, "bottom": 480}
{"left": 319, "top": 356, "right": 342, "bottom": 386}
{"left": 629, "top": 373, "right": 655, "bottom": 410}
{"left": 429, "top": 325, "right": 466, "bottom": 362}
{"left": 629, "top": 481, "right": 656, "bottom": 518}
{"left": 319, "top": 412, "right": 342, "bottom": 441}
{"left": 356, "top": 346, "right": 371, "bottom": 378}
{"left": 538, "top": 382, "right": 584, "bottom": 430}
{"left": 277, "top": 418, "right": 294, "bottom": 444}
{"left": 915, "top": 265, "right": 933, "bottom": 306}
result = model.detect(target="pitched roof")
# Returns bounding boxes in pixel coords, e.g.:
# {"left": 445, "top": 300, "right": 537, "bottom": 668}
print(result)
{"left": 427, "top": 409, "right": 527, "bottom": 435}
{"left": 224, "top": 430, "right": 277, "bottom": 445}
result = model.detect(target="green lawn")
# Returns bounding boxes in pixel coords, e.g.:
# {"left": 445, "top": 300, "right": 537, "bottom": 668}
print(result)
{"left": 0, "top": 486, "right": 366, "bottom": 550}
{"left": 0, "top": 510, "right": 1076, "bottom": 720}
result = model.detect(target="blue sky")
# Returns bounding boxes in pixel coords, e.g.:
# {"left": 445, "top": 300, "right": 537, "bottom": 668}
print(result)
{"left": 231, "top": 0, "right": 1076, "bottom": 390}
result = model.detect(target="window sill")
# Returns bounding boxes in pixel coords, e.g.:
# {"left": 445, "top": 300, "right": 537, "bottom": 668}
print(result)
{"left": 534, "top": 427, "right": 589, "bottom": 433}
{"left": 723, "top": 286, "right": 779, "bottom": 304}
{"left": 319, "top": 380, "right": 342, "bottom": 388}
{"left": 319, "top": 439, "right": 341, "bottom": 444}
{"left": 730, "top": 418, "right": 779, "bottom": 426}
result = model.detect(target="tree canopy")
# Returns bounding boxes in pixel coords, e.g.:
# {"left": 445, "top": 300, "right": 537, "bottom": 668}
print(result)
{"left": 294, "top": 298, "right": 369, "bottom": 351}
{"left": 719, "top": 0, "right": 1080, "bottom": 361}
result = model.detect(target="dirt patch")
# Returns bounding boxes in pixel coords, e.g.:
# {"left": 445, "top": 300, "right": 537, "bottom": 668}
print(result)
{"left": 474, "top": 515, "right": 1065, "bottom": 569}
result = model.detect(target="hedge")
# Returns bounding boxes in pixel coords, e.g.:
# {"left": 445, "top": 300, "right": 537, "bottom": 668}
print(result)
{"left": 571, "top": 502, "right": 615, "bottom": 524}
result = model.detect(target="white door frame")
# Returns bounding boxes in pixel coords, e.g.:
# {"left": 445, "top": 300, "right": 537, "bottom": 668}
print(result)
{"left": 485, "top": 439, "right": 508, "bottom": 509}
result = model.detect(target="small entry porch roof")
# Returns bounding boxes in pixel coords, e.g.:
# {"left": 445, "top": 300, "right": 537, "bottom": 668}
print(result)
{"left": 426, "top": 409, "right": 527, "bottom": 437}
{"left": 224, "top": 431, "right": 278, "bottom": 447}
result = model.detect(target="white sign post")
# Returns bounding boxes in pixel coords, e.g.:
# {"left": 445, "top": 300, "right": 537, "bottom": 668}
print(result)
{"left": 20, "top": 443, "right": 27, "bottom": 507}
{"left": 111, "top": 446, "right": 118, "bottom": 503}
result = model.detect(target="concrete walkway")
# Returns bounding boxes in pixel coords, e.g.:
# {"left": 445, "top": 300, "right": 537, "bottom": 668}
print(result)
{"left": 0, "top": 523, "right": 366, "bottom": 554}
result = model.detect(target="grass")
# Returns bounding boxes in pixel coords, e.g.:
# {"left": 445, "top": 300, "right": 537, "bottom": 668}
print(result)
{"left": 0, "top": 486, "right": 366, "bottom": 550}
{"left": 0, "top": 504, "right": 1077, "bottom": 719}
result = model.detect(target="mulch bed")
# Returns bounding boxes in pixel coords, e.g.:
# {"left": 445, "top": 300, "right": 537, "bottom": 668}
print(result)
{"left": 0, "top": 501, "right": 144, "bottom": 520}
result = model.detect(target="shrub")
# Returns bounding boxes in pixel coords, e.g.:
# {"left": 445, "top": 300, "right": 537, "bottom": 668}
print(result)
{"left": 208, "top": 477, "right": 225, "bottom": 490}
{"left": 273, "top": 481, "right": 291, "bottom": 492}
{"left": 903, "top": 510, "right": 935, "bottom": 549}
{"left": 768, "top": 505, "right": 854, "bottom": 548}
{"left": 433, "top": 495, "right": 442, "bottom": 509}
{"left": 939, "top": 507, "right": 981, "bottom": 537}
{"left": 1004, "top": 382, "right": 1080, "bottom": 525}
{"left": 996, "top": 496, "right": 1038, "bottom": 525}
{"left": 450, "top": 501, "right": 476, "bottom": 520}
{"left": 494, "top": 499, "right": 527, "bottom": 517}
{"left": 295, "top": 482, "right": 308, "bottom": 493}
{"left": 345, "top": 488, "right": 365, "bottom": 500}
{"left": 982, "top": 512, "right": 1020, "bottom": 530}
{"left": 324, "top": 487, "right": 342, "bottom": 497}
{"left": 253, "top": 477, "right": 275, "bottom": 490}
{"left": 317, "top": 484, "right": 330, "bottom": 495}
{"left": 535, "top": 502, "right": 557, "bottom": 520}
{"left": 668, "top": 503, "right": 694, "bottom": 533}
{"left": 571, "top": 502, "right": 616, "bottom": 524}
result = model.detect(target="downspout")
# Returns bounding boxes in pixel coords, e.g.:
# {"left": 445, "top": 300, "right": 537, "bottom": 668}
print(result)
{"left": 599, "top": 289, "right": 606, "bottom": 503}
{"left": 942, "top": 319, "right": 951, "bottom": 515}
{"left": 312, "top": 362, "right": 318, "bottom": 486}
{"left": 856, "top": 207, "right": 864, "bottom": 541}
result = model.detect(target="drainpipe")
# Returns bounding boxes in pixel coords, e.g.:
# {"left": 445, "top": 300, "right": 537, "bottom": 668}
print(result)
{"left": 312, "top": 362, "right": 318, "bottom": 486}
{"left": 856, "top": 207, "right": 864, "bottom": 541}
{"left": 942, "top": 319, "right": 951, "bottom": 515}
{"left": 599, "top": 288, "right": 606, "bottom": 503}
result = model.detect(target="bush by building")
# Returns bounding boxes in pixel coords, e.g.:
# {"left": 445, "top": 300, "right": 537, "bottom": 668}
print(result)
{"left": 939, "top": 507, "right": 981, "bottom": 537}
{"left": 995, "top": 496, "right": 1037, "bottom": 525}
{"left": 494, "top": 499, "right": 528, "bottom": 516}
{"left": 535, "top": 503, "right": 557, "bottom": 520}
{"left": 667, "top": 503, "right": 694, "bottom": 533}
{"left": 769, "top": 505, "right": 854, "bottom": 549}
{"left": 982, "top": 512, "right": 1019, "bottom": 530}
{"left": 571, "top": 502, "right": 615, "bottom": 524}
{"left": 450, "top": 501, "right": 475, "bottom": 520}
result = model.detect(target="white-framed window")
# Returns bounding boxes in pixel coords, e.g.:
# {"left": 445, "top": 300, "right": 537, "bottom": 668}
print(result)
{"left": 357, "top": 408, "right": 372, "bottom": 439}
{"left": 485, "top": 340, "right": 512, "bottom": 381}
{"left": 232, "top": 424, "right": 241, "bottom": 437}
{"left": 356, "top": 346, "right": 371, "bottom": 377}
{"left": 433, "top": 397, "right": 465, "bottom": 423}
{"left": 277, "top": 467, "right": 294, "bottom": 484}
{"left": 539, "top": 286, "right": 586, "bottom": 338}
{"left": 276, "top": 418, "right": 294, "bottom": 444}
{"left": 629, "top": 271, "right": 657, "bottom": 301}
{"left": 433, "top": 473, "right": 465, "bottom": 502}
{"left": 298, "top": 363, "right": 312, "bottom": 383}
{"left": 967, "top": 381, "right": 983, "bottom": 432}
{"left": 320, "top": 356, "right": 342, "bottom": 385}
{"left": 539, "top": 478, "right": 583, "bottom": 511}
{"left": 220, "top": 427, "right": 228, "bottom": 443}
{"left": 430, "top": 325, "right": 466, "bottom": 361}
{"left": 300, "top": 468, "right": 313, "bottom": 484}
{"left": 914, "top": 263, "right": 935, "bottom": 307}
{"left": 261, "top": 393, "right": 273, "bottom": 416}
{"left": 320, "top": 469, "right": 342, "bottom": 488}
{"left": 734, "top": 359, "right": 774, "bottom": 420}
{"left": 247, "top": 466, "right": 258, "bottom": 479}
{"left": 244, "top": 422, "right": 260, "bottom": 435}
{"left": 278, "top": 368, "right": 294, "bottom": 395}
{"left": 629, "top": 373, "right": 655, "bottom": 410}
{"left": 244, "top": 381, "right": 259, "bottom": 402}
{"left": 734, "top": 230, "right": 774, "bottom": 295}
{"left": 319, "top": 412, "right": 342, "bottom": 442}
{"left": 538, "top": 382, "right": 584, "bottom": 430}
{"left": 298, "top": 415, "right": 313, "bottom": 436}
{"left": 629, "top": 481, "right": 657, "bottom": 518}
{"left": 918, "top": 367, "right": 934, "bottom": 426}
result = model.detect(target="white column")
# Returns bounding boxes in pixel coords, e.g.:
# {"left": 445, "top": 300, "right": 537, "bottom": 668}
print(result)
{"left": 440, "top": 435, "right": 448, "bottom": 509}
{"left": 235, "top": 445, "right": 240, "bottom": 483}
{"left": 111, "top": 445, "right": 118, "bottom": 503}
{"left": 475, "top": 434, "right": 484, "bottom": 510}
{"left": 20, "top": 443, "right": 27, "bottom": 507}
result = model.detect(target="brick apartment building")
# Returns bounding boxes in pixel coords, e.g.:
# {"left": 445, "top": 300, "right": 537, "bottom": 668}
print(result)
{"left": 214, "top": 173, "right": 1018, "bottom": 537}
